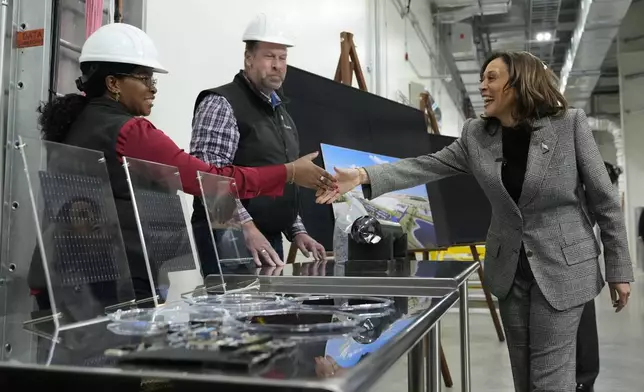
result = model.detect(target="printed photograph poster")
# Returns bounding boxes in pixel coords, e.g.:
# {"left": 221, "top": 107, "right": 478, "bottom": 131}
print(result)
{"left": 320, "top": 143, "right": 437, "bottom": 249}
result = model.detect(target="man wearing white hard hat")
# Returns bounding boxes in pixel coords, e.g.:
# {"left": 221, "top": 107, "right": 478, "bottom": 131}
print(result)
{"left": 190, "top": 13, "right": 326, "bottom": 270}
{"left": 29, "top": 23, "right": 335, "bottom": 304}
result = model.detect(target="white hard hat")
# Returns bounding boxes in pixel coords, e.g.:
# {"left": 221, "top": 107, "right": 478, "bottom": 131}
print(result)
{"left": 80, "top": 23, "right": 168, "bottom": 74}
{"left": 242, "top": 13, "right": 295, "bottom": 47}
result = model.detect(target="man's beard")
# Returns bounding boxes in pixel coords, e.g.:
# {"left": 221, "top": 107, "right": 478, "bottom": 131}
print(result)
{"left": 263, "top": 75, "right": 283, "bottom": 89}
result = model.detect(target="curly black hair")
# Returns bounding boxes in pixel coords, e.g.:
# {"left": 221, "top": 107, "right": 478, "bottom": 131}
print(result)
{"left": 38, "top": 62, "right": 138, "bottom": 143}
{"left": 38, "top": 94, "right": 89, "bottom": 143}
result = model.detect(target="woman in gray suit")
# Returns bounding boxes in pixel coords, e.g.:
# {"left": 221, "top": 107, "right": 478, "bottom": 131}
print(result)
{"left": 317, "top": 51, "right": 633, "bottom": 392}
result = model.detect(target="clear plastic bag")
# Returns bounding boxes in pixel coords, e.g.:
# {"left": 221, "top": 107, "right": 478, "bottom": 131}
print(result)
{"left": 332, "top": 194, "right": 370, "bottom": 263}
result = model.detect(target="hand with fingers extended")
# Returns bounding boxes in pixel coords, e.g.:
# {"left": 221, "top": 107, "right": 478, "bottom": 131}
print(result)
{"left": 293, "top": 233, "right": 326, "bottom": 261}
{"left": 288, "top": 152, "right": 338, "bottom": 191}
{"left": 315, "top": 166, "right": 365, "bottom": 204}
{"left": 242, "top": 222, "right": 284, "bottom": 267}
{"left": 608, "top": 282, "right": 631, "bottom": 312}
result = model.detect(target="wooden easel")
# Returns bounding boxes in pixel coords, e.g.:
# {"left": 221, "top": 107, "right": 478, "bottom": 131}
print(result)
{"left": 334, "top": 32, "right": 368, "bottom": 90}
{"left": 419, "top": 92, "right": 441, "bottom": 135}
{"left": 115, "top": 0, "right": 123, "bottom": 23}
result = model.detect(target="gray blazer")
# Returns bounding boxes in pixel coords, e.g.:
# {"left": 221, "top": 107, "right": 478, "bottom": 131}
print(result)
{"left": 363, "top": 108, "right": 634, "bottom": 311}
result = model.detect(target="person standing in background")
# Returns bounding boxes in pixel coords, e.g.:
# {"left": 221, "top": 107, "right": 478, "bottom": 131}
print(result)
{"left": 190, "top": 14, "right": 326, "bottom": 272}
{"left": 575, "top": 161, "right": 621, "bottom": 392}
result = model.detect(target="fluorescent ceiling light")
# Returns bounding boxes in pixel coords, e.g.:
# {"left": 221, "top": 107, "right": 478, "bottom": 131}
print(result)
{"left": 536, "top": 32, "right": 552, "bottom": 41}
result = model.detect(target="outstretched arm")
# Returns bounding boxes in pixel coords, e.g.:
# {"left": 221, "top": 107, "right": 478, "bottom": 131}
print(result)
{"left": 317, "top": 119, "right": 474, "bottom": 204}
{"left": 362, "top": 129, "right": 472, "bottom": 199}
{"left": 117, "top": 118, "right": 334, "bottom": 198}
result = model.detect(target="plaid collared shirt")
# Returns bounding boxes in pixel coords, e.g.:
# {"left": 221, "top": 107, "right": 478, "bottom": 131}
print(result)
{"left": 190, "top": 93, "right": 307, "bottom": 238}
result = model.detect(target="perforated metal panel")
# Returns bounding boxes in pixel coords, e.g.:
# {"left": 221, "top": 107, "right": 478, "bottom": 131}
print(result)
{"left": 134, "top": 190, "right": 197, "bottom": 274}
{"left": 39, "top": 171, "right": 122, "bottom": 286}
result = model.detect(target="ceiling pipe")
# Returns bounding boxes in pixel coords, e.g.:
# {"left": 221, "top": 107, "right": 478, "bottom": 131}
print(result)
{"left": 434, "top": 0, "right": 512, "bottom": 23}
{"left": 559, "top": 0, "right": 632, "bottom": 109}
{"left": 390, "top": 0, "right": 472, "bottom": 118}
{"left": 436, "top": 0, "right": 512, "bottom": 116}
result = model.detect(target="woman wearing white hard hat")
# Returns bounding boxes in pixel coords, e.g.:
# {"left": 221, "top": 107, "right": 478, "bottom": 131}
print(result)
{"left": 36, "top": 23, "right": 335, "bottom": 299}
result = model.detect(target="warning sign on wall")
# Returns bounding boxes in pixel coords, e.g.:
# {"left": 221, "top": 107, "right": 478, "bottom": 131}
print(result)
{"left": 16, "top": 29, "right": 44, "bottom": 49}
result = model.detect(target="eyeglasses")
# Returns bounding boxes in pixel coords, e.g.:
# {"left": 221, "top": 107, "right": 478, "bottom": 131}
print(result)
{"left": 115, "top": 73, "right": 157, "bottom": 88}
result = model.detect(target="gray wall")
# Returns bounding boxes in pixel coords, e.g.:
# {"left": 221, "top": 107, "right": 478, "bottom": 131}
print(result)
{"left": 593, "top": 130, "right": 617, "bottom": 164}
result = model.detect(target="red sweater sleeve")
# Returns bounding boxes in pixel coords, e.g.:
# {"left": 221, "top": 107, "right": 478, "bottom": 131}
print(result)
{"left": 115, "top": 118, "right": 286, "bottom": 198}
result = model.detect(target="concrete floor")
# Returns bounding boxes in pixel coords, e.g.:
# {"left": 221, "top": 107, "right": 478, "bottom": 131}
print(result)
{"left": 369, "top": 270, "right": 644, "bottom": 392}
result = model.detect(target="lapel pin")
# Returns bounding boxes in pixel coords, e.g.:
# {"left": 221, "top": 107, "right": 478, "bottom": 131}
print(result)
{"left": 541, "top": 142, "right": 549, "bottom": 154}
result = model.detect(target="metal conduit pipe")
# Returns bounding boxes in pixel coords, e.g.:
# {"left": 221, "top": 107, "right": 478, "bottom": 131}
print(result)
{"left": 49, "top": 0, "right": 62, "bottom": 102}
{"left": 0, "top": 0, "right": 9, "bottom": 240}
{"left": 59, "top": 38, "right": 82, "bottom": 54}
{"left": 373, "top": 0, "right": 383, "bottom": 96}
{"left": 0, "top": 0, "right": 9, "bottom": 108}
{"left": 390, "top": 0, "right": 472, "bottom": 118}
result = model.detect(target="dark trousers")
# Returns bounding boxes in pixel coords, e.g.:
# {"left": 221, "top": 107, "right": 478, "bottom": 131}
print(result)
{"left": 192, "top": 220, "right": 284, "bottom": 276}
{"left": 191, "top": 221, "right": 226, "bottom": 277}
{"left": 576, "top": 299, "right": 599, "bottom": 387}
{"left": 266, "top": 234, "right": 284, "bottom": 260}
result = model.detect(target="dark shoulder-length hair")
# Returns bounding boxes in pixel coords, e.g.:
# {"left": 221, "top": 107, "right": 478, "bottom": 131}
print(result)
{"left": 480, "top": 51, "right": 568, "bottom": 125}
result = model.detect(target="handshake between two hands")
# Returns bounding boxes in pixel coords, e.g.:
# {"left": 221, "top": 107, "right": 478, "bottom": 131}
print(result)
{"left": 313, "top": 166, "right": 356, "bottom": 204}
{"left": 291, "top": 151, "right": 362, "bottom": 204}
{"left": 314, "top": 166, "right": 362, "bottom": 205}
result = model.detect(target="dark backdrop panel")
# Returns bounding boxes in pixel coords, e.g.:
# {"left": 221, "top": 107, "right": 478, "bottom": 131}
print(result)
{"left": 283, "top": 66, "right": 490, "bottom": 250}
{"left": 283, "top": 66, "right": 431, "bottom": 250}
{"left": 426, "top": 134, "right": 492, "bottom": 247}
{"left": 285, "top": 99, "right": 371, "bottom": 249}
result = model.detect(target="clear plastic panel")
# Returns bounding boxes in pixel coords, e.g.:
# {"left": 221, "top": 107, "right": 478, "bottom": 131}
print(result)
{"left": 1, "top": 137, "right": 42, "bottom": 362}
{"left": 122, "top": 157, "right": 202, "bottom": 306}
{"left": 5, "top": 137, "right": 136, "bottom": 338}
{"left": 224, "top": 308, "right": 363, "bottom": 341}
{"left": 185, "top": 292, "right": 291, "bottom": 313}
{"left": 291, "top": 296, "right": 395, "bottom": 318}
{"left": 195, "top": 172, "right": 257, "bottom": 293}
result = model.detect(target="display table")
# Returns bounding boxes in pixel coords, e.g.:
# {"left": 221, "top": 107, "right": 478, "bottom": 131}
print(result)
{"left": 0, "top": 289, "right": 457, "bottom": 392}
{"left": 207, "top": 259, "right": 480, "bottom": 392}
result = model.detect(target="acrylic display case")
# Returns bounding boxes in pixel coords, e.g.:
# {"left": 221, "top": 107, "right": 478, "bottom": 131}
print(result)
{"left": 6, "top": 137, "right": 137, "bottom": 334}
{"left": 292, "top": 295, "right": 394, "bottom": 318}
{"left": 122, "top": 157, "right": 202, "bottom": 306}
{"left": 184, "top": 292, "right": 292, "bottom": 314}
{"left": 196, "top": 171, "right": 258, "bottom": 293}
{"left": 225, "top": 308, "right": 364, "bottom": 341}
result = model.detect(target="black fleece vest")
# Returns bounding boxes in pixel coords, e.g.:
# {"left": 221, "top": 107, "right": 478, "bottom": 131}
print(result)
{"left": 192, "top": 71, "right": 300, "bottom": 236}
{"left": 63, "top": 98, "right": 149, "bottom": 285}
